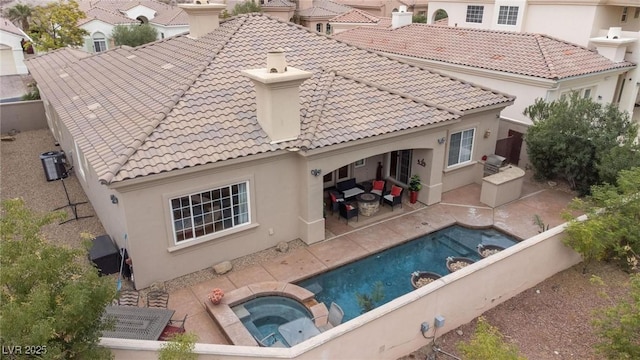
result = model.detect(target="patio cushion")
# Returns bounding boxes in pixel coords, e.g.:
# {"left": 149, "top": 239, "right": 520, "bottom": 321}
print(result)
{"left": 390, "top": 185, "right": 402, "bottom": 197}
{"left": 346, "top": 204, "right": 354, "bottom": 211}
{"left": 372, "top": 181, "right": 384, "bottom": 191}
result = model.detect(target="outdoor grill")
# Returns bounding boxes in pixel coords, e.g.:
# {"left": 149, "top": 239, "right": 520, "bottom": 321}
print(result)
{"left": 483, "top": 154, "right": 507, "bottom": 176}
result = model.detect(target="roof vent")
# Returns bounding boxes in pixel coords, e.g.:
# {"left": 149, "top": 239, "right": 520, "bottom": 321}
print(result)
{"left": 267, "top": 48, "right": 287, "bottom": 74}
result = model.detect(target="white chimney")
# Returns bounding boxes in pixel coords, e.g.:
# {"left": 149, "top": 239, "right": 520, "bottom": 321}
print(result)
{"left": 178, "top": 1, "right": 226, "bottom": 39}
{"left": 590, "top": 27, "right": 636, "bottom": 63}
{"left": 392, "top": 5, "right": 413, "bottom": 29}
{"left": 241, "top": 49, "right": 313, "bottom": 143}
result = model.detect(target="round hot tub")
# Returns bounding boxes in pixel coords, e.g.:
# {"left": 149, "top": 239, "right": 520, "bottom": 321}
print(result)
{"left": 232, "top": 296, "right": 311, "bottom": 347}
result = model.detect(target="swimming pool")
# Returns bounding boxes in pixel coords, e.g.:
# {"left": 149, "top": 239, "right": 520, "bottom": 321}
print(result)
{"left": 297, "top": 225, "right": 518, "bottom": 322}
{"left": 231, "top": 296, "right": 311, "bottom": 346}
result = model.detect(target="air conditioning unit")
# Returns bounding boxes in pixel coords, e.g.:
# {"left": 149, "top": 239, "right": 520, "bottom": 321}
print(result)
{"left": 39, "top": 151, "right": 68, "bottom": 181}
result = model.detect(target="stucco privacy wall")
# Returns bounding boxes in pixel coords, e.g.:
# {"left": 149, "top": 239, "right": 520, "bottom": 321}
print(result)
{"left": 102, "top": 224, "right": 583, "bottom": 359}
{"left": 0, "top": 100, "right": 47, "bottom": 132}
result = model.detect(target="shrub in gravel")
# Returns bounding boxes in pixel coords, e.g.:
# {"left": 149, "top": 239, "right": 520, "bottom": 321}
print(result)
{"left": 456, "top": 317, "right": 525, "bottom": 360}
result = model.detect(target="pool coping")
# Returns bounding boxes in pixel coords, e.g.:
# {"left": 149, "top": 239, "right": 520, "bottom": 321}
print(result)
{"left": 205, "top": 281, "right": 329, "bottom": 346}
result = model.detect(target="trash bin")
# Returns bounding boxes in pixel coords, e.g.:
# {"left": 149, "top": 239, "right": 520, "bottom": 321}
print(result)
{"left": 40, "top": 151, "right": 67, "bottom": 181}
{"left": 88, "top": 235, "right": 120, "bottom": 276}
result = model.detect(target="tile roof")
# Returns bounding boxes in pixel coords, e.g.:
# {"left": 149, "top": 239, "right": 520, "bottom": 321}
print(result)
{"left": 330, "top": 8, "right": 380, "bottom": 24}
{"left": 298, "top": 0, "right": 352, "bottom": 18}
{"left": 334, "top": 24, "right": 636, "bottom": 80}
{"left": 26, "top": 14, "right": 513, "bottom": 184}
{"left": 261, "top": 0, "right": 296, "bottom": 8}
{"left": 0, "top": 17, "right": 26, "bottom": 37}
{"left": 77, "top": 0, "right": 188, "bottom": 26}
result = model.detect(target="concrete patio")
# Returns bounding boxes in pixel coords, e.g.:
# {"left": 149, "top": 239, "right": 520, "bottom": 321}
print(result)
{"left": 0, "top": 128, "right": 577, "bottom": 347}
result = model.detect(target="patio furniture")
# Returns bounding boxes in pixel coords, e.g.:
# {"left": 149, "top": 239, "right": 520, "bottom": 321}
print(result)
{"left": 102, "top": 305, "right": 174, "bottom": 340}
{"left": 314, "top": 302, "right": 344, "bottom": 332}
{"left": 370, "top": 180, "right": 386, "bottom": 197}
{"left": 328, "top": 190, "right": 344, "bottom": 216}
{"left": 383, "top": 185, "right": 403, "bottom": 210}
{"left": 146, "top": 290, "right": 169, "bottom": 309}
{"left": 159, "top": 314, "right": 187, "bottom": 341}
{"left": 278, "top": 317, "right": 321, "bottom": 346}
{"left": 117, "top": 290, "right": 140, "bottom": 307}
{"left": 336, "top": 178, "right": 365, "bottom": 200}
{"left": 338, "top": 201, "right": 358, "bottom": 224}
{"left": 356, "top": 192, "right": 380, "bottom": 216}
{"left": 254, "top": 333, "right": 286, "bottom": 347}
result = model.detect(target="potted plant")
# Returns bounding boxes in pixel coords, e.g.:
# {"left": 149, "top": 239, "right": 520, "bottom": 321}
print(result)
{"left": 208, "top": 288, "right": 224, "bottom": 305}
{"left": 408, "top": 174, "right": 422, "bottom": 204}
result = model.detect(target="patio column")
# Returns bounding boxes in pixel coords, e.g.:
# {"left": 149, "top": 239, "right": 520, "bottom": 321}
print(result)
{"left": 297, "top": 163, "right": 325, "bottom": 245}
{"left": 414, "top": 144, "right": 445, "bottom": 205}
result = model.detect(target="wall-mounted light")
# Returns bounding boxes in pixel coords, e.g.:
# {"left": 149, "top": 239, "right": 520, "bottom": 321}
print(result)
{"left": 310, "top": 169, "right": 322, "bottom": 177}
{"left": 437, "top": 137, "right": 446, "bottom": 145}
{"left": 110, "top": 194, "right": 118, "bottom": 204}
{"left": 484, "top": 129, "right": 492, "bottom": 139}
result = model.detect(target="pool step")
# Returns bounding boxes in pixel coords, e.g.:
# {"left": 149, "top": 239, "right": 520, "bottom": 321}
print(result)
{"left": 435, "top": 234, "right": 476, "bottom": 257}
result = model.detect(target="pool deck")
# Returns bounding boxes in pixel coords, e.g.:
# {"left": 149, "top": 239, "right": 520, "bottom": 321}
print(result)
{"left": 168, "top": 178, "right": 576, "bottom": 345}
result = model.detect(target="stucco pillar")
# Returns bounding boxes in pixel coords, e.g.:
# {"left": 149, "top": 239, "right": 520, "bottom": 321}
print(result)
{"left": 297, "top": 160, "right": 325, "bottom": 245}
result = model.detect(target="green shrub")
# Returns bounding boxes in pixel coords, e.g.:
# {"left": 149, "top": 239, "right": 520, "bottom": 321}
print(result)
{"left": 457, "top": 317, "right": 525, "bottom": 360}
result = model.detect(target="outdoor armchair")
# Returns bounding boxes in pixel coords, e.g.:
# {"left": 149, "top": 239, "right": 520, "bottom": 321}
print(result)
{"left": 338, "top": 202, "right": 358, "bottom": 224}
{"left": 159, "top": 314, "right": 187, "bottom": 341}
{"left": 146, "top": 290, "right": 169, "bottom": 309}
{"left": 383, "top": 185, "right": 403, "bottom": 210}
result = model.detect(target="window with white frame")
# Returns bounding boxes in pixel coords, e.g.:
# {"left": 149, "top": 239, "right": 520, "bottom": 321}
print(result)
{"left": 466, "top": 6, "right": 484, "bottom": 23}
{"left": 326, "top": 23, "right": 332, "bottom": 35}
{"left": 448, "top": 129, "right": 475, "bottom": 167}
{"left": 316, "top": 23, "right": 323, "bottom": 32}
{"left": 621, "top": 7, "right": 628, "bottom": 22}
{"left": 170, "top": 182, "right": 250, "bottom": 243}
{"left": 497, "top": 6, "right": 518, "bottom": 25}
{"left": 93, "top": 33, "right": 107, "bottom": 52}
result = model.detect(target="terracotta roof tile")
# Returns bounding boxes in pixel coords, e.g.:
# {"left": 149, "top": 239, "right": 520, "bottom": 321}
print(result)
{"left": 330, "top": 8, "right": 380, "bottom": 24}
{"left": 261, "top": 0, "right": 296, "bottom": 8}
{"left": 27, "top": 14, "right": 512, "bottom": 184}
{"left": 0, "top": 16, "right": 27, "bottom": 36}
{"left": 298, "top": 0, "right": 352, "bottom": 18}
{"left": 334, "top": 24, "right": 635, "bottom": 80}
{"left": 78, "top": 0, "right": 187, "bottom": 26}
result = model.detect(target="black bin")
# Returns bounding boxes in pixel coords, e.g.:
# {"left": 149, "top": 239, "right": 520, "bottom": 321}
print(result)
{"left": 88, "top": 235, "right": 120, "bottom": 276}
{"left": 40, "top": 151, "right": 67, "bottom": 181}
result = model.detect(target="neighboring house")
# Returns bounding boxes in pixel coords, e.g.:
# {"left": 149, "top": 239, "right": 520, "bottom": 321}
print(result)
{"left": 77, "top": 0, "right": 189, "bottom": 53}
{"left": 329, "top": 8, "right": 391, "bottom": 34}
{"left": 25, "top": 4, "right": 514, "bottom": 289}
{"left": 259, "top": 0, "right": 296, "bottom": 22}
{"left": 0, "top": 17, "right": 30, "bottom": 75}
{"left": 335, "top": 0, "right": 428, "bottom": 18}
{"left": 334, "top": 13, "right": 635, "bottom": 166}
{"left": 297, "top": 0, "right": 353, "bottom": 34}
{"left": 426, "top": 0, "right": 640, "bottom": 122}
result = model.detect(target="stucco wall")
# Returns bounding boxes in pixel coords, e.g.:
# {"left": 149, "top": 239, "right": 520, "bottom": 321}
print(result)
{"left": 102, "top": 224, "right": 582, "bottom": 359}
{"left": 0, "top": 100, "right": 47, "bottom": 132}
{"left": 524, "top": 5, "right": 598, "bottom": 47}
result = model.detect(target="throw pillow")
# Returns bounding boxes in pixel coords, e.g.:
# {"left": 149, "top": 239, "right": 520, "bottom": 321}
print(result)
{"left": 390, "top": 185, "right": 402, "bottom": 197}
{"left": 373, "top": 181, "right": 384, "bottom": 191}
{"left": 330, "top": 193, "right": 336, "bottom": 202}
{"left": 346, "top": 204, "right": 354, "bottom": 211}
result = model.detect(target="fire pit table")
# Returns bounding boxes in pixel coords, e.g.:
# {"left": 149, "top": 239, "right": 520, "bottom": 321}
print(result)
{"left": 356, "top": 193, "right": 380, "bottom": 216}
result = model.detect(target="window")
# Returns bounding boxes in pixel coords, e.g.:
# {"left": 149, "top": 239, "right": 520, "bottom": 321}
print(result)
{"left": 634, "top": 8, "right": 639, "bottom": 19}
{"left": 93, "top": 33, "right": 107, "bottom": 52}
{"left": 497, "top": 6, "right": 518, "bottom": 25}
{"left": 316, "top": 23, "right": 323, "bottom": 33}
{"left": 448, "top": 129, "right": 475, "bottom": 166}
{"left": 326, "top": 23, "right": 332, "bottom": 35}
{"left": 466, "top": 6, "right": 484, "bottom": 23}
{"left": 354, "top": 159, "right": 365, "bottom": 168}
{"left": 621, "top": 7, "right": 628, "bottom": 22}
{"left": 170, "top": 182, "right": 249, "bottom": 243}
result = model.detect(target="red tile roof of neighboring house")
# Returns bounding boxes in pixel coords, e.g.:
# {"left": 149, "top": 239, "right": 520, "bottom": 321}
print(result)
{"left": 330, "top": 8, "right": 380, "bottom": 24}
{"left": 77, "top": 0, "right": 188, "bottom": 26}
{"left": 0, "top": 17, "right": 27, "bottom": 37}
{"left": 261, "top": 0, "right": 296, "bottom": 8}
{"left": 298, "top": 0, "right": 352, "bottom": 18}
{"left": 26, "top": 14, "right": 513, "bottom": 184}
{"left": 334, "top": 24, "right": 635, "bottom": 80}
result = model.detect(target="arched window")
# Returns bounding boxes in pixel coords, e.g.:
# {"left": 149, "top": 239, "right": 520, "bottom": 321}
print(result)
{"left": 326, "top": 23, "right": 332, "bottom": 35}
{"left": 136, "top": 16, "right": 148, "bottom": 24}
{"left": 93, "top": 32, "right": 107, "bottom": 52}
{"left": 316, "top": 23, "right": 323, "bottom": 33}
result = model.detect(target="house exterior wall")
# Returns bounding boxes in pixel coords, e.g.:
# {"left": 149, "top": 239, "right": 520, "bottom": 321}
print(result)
{"left": 0, "top": 100, "right": 47, "bottom": 132}
{"left": 524, "top": 5, "right": 598, "bottom": 47}
{"left": 427, "top": 1, "right": 496, "bottom": 28}
{"left": 0, "top": 30, "right": 28, "bottom": 75}
{"left": 115, "top": 152, "right": 302, "bottom": 289}
{"left": 81, "top": 20, "right": 118, "bottom": 53}
{"left": 154, "top": 25, "right": 190, "bottom": 39}
{"left": 125, "top": 5, "right": 157, "bottom": 22}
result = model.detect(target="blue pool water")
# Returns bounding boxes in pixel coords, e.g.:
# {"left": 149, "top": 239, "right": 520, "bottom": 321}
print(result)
{"left": 232, "top": 296, "right": 310, "bottom": 346}
{"left": 297, "top": 225, "right": 518, "bottom": 322}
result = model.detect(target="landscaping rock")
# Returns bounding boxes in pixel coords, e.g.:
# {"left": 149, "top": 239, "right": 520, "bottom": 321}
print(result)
{"left": 213, "top": 260, "right": 232, "bottom": 275}
{"left": 276, "top": 241, "right": 289, "bottom": 253}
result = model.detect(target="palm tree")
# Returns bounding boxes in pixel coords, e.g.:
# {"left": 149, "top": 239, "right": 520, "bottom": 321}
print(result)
{"left": 4, "top": 4, "right": 32, "bottom": 32}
